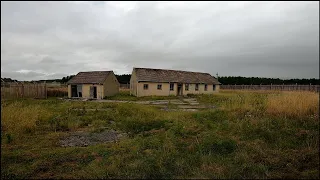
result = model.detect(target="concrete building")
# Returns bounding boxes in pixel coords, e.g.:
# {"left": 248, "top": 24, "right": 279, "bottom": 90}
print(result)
{"left": 67, "top": 71, "right": 119, "bottom": 99}
{"left": 130, "top": 67, "right": 221, "bottom": 97}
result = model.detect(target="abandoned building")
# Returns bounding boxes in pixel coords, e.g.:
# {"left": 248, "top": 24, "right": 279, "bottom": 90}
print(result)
{"left": 130, "top": 67, "right": 221, "bottom": 97}
{"left": 67, "top": 71, "right": 119, "bottom": 99}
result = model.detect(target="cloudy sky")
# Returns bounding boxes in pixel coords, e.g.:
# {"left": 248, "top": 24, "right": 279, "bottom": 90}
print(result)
{"left": 1, "top": 1, "right": 319, "bottom": 81}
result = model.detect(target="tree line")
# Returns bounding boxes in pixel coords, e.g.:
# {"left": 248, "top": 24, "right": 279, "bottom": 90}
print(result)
{"left": 217, "top": 76, "right": 320, "bottom": 85}
{"left": 2, "top": 75, "right": 319, "bottom": 85}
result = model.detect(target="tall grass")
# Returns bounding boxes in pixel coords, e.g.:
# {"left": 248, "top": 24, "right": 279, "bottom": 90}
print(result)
{"left": 266, "top": 91, "right": 319, "bottom": 118}
{"left": 197, "top": 90, "right": 318, "bottom": 119}
{"left": 1, "top": 101, "right": 53, "bottom": 137}
{"left": 1, "top": 90, "right": 319, "bottom": 179}
{"left": 47, "top": 87, "right": 68, "bottom": 97}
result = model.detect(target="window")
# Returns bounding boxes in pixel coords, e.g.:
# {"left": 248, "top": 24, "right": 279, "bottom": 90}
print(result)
{"left": 170, "top": 83, "right": 174, "bottom": 91}
{"left": 157, "top": 84, "right": 162, "bottom": 90}
{"left": 204, "top": 84, "right": 208, "bottom": 91}
{"left": 185, "top": 84, "right": 189, "bottom": 91}
{"left": 143, "top": 84, "right": 148, "bottom": 90}
{"left": 195, "top": 84, "right": 199, "bottom": 91}
{"left": 213, "top": 85, "right": 216, "bottom": 91}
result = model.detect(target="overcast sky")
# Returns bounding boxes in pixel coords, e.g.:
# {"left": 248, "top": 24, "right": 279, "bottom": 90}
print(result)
{"left": 1, "top": 1, "right": 319, "bottom": 81}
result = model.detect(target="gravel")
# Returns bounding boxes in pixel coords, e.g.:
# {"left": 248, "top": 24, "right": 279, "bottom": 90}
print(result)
{"left": 59, "top": 130, "right": 127, "bottom": 147}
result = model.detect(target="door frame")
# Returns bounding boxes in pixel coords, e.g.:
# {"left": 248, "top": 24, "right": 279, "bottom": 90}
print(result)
{"left": 90, "top": 86, "right": 98, "bottom": 99}
{"left": 177, "top": 83, "right": 183, "bottom": 96}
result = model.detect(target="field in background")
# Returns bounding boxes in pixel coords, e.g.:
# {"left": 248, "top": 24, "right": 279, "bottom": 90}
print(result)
{"left": 1, "top": 90, "right": 319, "bottom": 179}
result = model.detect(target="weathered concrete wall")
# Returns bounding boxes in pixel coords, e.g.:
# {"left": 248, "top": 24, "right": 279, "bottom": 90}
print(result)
{"left": 134, "top": 82, "right": 220, "bottom": 97}
{"left": 103, "top": 73, "right": 119, "bottom": 97}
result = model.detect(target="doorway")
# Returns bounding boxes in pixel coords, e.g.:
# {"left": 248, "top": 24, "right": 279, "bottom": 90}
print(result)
{"left": 90, "top": 86, "right": 97, "bottom": 99}
{"left": 177, "top": 83, "right": 183, "bottom": 96}
{"left": 71, "top": 85, "right": 82, "bottom": 98}
{"left": 71, "top": 85, "right": 77, "bottom": 97}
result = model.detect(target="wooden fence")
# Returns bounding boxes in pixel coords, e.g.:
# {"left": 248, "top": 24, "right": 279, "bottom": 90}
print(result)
{"left": 1, "top": 83, "right": 47, "bottom": 99}
{"left": 220, "top": 84, "right": 320, "bottom": 92}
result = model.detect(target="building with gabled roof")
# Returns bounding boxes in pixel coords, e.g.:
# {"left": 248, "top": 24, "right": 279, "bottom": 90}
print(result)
{"left": 130, "top": 67, "right": 221, "bottom": 97}
{"left": 66, "top": 71, "right": 119, "bottom": 99}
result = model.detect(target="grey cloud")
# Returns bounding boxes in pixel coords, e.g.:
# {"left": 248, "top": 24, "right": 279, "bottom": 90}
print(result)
{"left": 1, "top": 1, "right": 319, "bottom": 81}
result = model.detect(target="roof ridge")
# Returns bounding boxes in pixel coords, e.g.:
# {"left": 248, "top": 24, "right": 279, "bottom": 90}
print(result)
{"left": 67, "top": 71, "right": 113, "bottom": 84}
{"left": 79, "top": 70, "right": 113, "bottom": 73}
{"left": 134, "top": 67, "right": 211, "bottom": 75}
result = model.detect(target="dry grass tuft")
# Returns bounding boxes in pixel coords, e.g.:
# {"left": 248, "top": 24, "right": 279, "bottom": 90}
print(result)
{"left": 47, "top": 87, "right": 68, "bottom": 97}
{"left": 1, "top": 101, "right": 52, "bottom": 136}
{"left": 266, "top": 91, "right": 319, "bottom": 118}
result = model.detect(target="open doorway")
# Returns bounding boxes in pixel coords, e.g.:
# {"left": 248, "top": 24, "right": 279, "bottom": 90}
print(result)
{"left": 177, "top": 83, "right": 183, "bottom": 96}
{"left": 90, "top": 86, "right": 97, "bottom": 99}
{"left": 71, "top": 85, "right": 82, "bottom": 98}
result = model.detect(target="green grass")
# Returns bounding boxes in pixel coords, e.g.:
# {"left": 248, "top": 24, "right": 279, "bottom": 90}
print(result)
{"left": 1, "top": 90, "right": 319, "bottom": 179}
{"left": 104, "top": 90, "right": 179, "bottom": 101}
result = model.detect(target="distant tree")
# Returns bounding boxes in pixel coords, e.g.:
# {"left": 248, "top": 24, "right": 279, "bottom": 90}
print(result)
{"left": 115, "top": 74, "right": 131, "bottom": 84}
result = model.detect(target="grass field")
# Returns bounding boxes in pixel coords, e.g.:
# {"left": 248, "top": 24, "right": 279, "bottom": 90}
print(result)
{"left": 1, "top": 90, "right": 319, "bottom": 179}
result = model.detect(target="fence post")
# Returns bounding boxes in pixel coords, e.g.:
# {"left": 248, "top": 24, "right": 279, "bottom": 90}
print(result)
{"left": 45, "top": 82, "right": 47, "bottom": 99}
{"left": 9, "top": 83, "right": 12, "bottom": 99}
{"left": 309, "top": 83, "right": 311, "bottom": 91}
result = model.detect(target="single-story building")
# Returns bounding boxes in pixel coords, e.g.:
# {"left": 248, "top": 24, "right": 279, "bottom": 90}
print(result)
{"left": 67, "top": 71, "right": 119, "bottom": 99}
{"left": 130, "top": 67, "right": 221, "bottom": 97}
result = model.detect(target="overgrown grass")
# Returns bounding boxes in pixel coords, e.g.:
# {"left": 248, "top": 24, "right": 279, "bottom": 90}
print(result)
{"left": 47, "top": 87, "right": 68, "bottom": 97}
{"left": 1, "top": 90, "right": 319, "bottom": 179}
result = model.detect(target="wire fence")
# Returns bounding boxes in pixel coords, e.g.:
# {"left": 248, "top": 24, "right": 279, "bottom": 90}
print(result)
{"left": 220, "top": 84, "right": 320, "bottom": 92}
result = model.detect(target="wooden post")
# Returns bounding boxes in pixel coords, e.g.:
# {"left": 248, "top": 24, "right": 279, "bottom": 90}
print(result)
{"left": 9, "top": 83, "right": 11, "bottom": 99}
{"left": 22, "top": 84, "right": 24, "bottom": 98}
{"left": 45, "top": 82, "right": 47, "bottom": 99}
{"left": 309, "top": 83, "right": 311, "bottom": 91}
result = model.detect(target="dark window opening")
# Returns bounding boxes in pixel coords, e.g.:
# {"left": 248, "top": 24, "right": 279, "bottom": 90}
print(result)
{"left": 185, "top": 84, "right": 189, "bottom": 91}
{"left": 204, "top": 84, "right": 208, "bottom": 91}
{"left": 144, "top": 84, "right": 148, "bottom": 90}
{"left": 157, "top": 84, "right": 162, "bottom": 90}
{"left": 170, "top": 83, "right": 174, "bottom": 91}
{"left": 195, "top": 84, "right": 199, "bottom": 91}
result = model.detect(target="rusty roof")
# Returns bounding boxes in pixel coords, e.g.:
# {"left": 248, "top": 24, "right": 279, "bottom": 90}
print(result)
{"left": 133, "top": 68, "right": 221, "bottom": 84}
{"left": 67, "top": 71, "right": 113, "bottom": 84}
